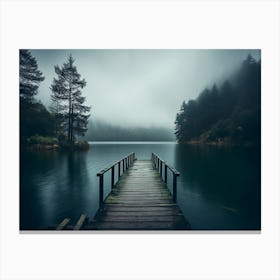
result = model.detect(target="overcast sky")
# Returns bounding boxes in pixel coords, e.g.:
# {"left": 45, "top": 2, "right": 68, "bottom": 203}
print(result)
{"left": 31, "top": 49, "right": 260, "bottom": 129}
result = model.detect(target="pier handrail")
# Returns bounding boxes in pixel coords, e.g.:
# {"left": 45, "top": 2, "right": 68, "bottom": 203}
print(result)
{"left": 151, "top": 153, "right": 180, "bottom": 203}
{"left": 97, "top": 152, "right": 136, "bottom": 207}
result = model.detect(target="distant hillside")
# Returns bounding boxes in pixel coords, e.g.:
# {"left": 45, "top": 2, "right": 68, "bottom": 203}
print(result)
{"left": 85, "top": 120, "right": 175, "bottom": 141}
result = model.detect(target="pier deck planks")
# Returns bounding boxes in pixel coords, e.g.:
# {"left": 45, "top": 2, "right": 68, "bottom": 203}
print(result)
{"left": 91, "top": 160, "right": 190, "bottom": 230}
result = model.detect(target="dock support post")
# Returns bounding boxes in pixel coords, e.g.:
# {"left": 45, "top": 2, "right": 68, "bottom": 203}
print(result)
{"left": 164, "top": 165, "right": 167, "bottom": 183}
{"left": 99, "top": 174, "right": 104, "bottom": 208}
{"left": 173, "top": 174, "right": 178, "bottom": 203}
{"left": 111, "top": 166, "right": 115, "bottom": 188}
{"left": 118, "top": 162, "right": 121, "bottom": 178}
{"left": 160, "top": 161, "right": 163, "bottom": 177}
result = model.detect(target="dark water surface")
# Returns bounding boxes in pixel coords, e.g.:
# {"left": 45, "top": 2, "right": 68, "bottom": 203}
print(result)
{"left": 20, "top": 142, "right": 260, "bottom": 230}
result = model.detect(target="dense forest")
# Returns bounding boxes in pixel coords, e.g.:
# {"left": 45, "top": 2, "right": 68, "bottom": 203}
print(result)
{"left": 20, "top": 50, "right": 90, "bottom": 149}
{"left": 85, "top": 119, "right": 175, "bottom": 141}
{"left": 175, "top": 55, "right": 261, "bottom": 146}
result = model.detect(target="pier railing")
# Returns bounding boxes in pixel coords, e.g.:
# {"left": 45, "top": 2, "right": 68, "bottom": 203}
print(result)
{"left": 151, "top": 153, "right": 180, "bottom": 202}
{"left": 97, "top": 152, "right": 136, "bottom": 207}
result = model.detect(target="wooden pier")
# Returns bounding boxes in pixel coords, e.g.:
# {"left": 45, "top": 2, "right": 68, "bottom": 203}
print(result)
{"left": 55, "top": 153, "right": 190, "bottom": 230}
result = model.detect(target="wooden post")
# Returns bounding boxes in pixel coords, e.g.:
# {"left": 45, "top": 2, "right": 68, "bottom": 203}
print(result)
{"left": 123, "top": 159, "right": 125, "bottom": 172}
{"left": 56, "top": 218, "right": 71, "bottom": 230}
{"left": 111, "top": 166, "right": 115, "bottom": 188}
{"left": 118, "top": 162, "right": 121, "bottom": 178}
{"left": 160, "top": 161, "right": 162, "bottom": 177}
{"left": 164, "top": 165, "right": 167, "bottom": 183}
{"left": 99, "top": 174, "right": 104, "bottom": 208}
{"left": 172, "top": 174, "right": 177, "bottom": 203}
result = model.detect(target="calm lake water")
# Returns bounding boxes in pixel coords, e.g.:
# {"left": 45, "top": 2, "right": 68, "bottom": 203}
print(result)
{"left": 20, "top": 142, "right": 261, "bottom": 230}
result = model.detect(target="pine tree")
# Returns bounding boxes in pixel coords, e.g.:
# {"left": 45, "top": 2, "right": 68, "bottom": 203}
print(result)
{"left": 50, "top": 55, "right": 90, "bottom": 144}
{"left": 49, "top": 95, "right": 67, "bottom": 137}
{"left": 20, "top": 50, "right": 51, "bottom": 138}
{"left": 20, "top": 50, "right": 44, "bottom": 102}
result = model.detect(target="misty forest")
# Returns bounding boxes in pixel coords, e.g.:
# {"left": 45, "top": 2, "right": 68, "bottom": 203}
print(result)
{"left": 20, "top": 50, "right": 261, "bottom": 230}
{"left": 175, "top": 55, "right": 260, "bottom": 146}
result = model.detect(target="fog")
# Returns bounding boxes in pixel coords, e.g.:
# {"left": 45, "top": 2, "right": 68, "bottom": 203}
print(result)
{"left": 31, "top": 49, "right": 260, "bottom": 129}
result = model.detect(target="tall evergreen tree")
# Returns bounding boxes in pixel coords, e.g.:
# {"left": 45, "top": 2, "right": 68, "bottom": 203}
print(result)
{"left": 20, "top": 50, "right": 44, "bottom": 102}
{"left": 49, "top": 95, "right": 66, "bottom": 137}
{"left": 20, "top": 50, "right": 52, "bottom": 138}
{"left": 50, "top": 55, "right": 90, "bottom": 144}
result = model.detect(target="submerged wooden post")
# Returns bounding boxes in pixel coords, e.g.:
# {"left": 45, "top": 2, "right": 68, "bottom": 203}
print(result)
{"left": 56, "top": 218, "right": 71, "bottom": 230}
{"left": 74, "top": 214, "right": 88, "bottom": 230}
{"left": 111, "top": 166, "right": 115, "bottom": 188}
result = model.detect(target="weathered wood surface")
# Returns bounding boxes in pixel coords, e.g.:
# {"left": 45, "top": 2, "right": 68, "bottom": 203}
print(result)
{"left": 56, "top": 218, "right": 70, "bottom": 230}
{"left": 91, "top": 160, "right": 190, "bottom": 230}
{"left": 74, "top": 214, "right": 88, "bottom": 230}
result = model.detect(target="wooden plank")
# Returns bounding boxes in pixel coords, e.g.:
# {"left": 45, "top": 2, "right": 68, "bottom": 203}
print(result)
{"left": 100, "top": 216, "right": 185, "bottom": 222}
{"left": 91, "top": 221, "right": 189, "bottom": 230}
{"left": 73, "top": 214, "right": 87, "bottom": 230}
{"left": 105, "top": 198, "right": 173, "bottom": 203}
{"left": 56, "top": 218, "right": 70, "bottom": 230}
{"left": 104, "top": 206, "right": 182, "bottom": 212}
{"left": 102, "top": 211, "right": 183, "bottom": 217}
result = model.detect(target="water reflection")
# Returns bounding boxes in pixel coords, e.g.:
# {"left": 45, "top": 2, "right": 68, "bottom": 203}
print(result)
{"left": 174, "top": 144, "right": 261, "bottom": 230}
{"left": 20, "top": 143, "right": 260, "bottom": 230}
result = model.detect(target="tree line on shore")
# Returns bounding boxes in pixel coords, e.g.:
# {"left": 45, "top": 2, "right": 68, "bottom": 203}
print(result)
{"left": 20, "top": 50, "right": 90, "bottom": 149}
{"left": 175, "top": 55, "right": 261, "bottom": 146}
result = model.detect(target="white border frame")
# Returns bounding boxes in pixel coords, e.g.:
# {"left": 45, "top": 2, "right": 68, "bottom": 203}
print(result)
{"left": 1, "top": 0, "right": 279, "bottom": 279}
